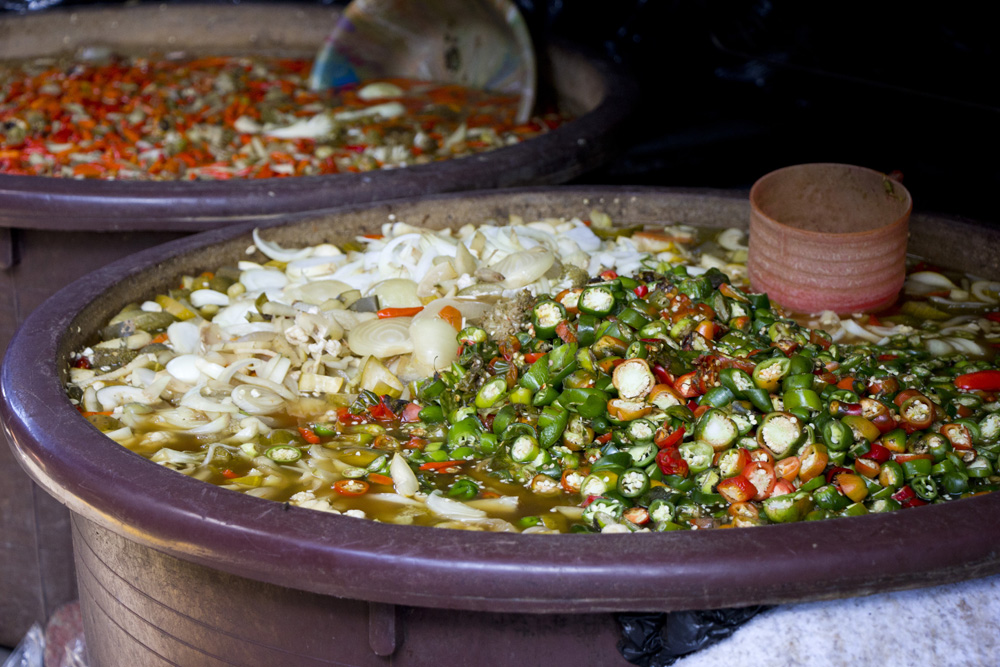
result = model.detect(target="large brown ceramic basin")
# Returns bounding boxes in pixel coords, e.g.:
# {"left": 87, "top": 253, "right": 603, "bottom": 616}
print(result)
{"left": 2, "top": 187, "right": 999, "bottom": 666}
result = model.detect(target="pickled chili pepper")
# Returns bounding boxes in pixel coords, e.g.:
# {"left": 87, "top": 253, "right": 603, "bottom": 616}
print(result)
{"left": 954, "top": 370, "right": 1000, "bottom": 392}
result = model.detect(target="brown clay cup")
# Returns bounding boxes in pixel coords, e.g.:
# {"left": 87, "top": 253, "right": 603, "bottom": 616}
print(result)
{"left": 748, "top": 163, "right": 912, "bottom": 314}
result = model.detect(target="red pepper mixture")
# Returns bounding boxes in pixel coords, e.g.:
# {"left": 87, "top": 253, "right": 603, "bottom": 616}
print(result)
{"left": 1, "top": 54, "right": 567, "bottom": 180}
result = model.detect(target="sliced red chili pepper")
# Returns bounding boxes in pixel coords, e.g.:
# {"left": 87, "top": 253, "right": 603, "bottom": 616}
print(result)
{"left": 825, "top": 465, "right": 853, "bottom": 484}
{"left": 297, "top": 426, "right": 321, "bottom": 444}
{"left": 654, "top": 426, "right": 685, "bottom": 449}
{"left": 336, "top": 406, "right": 368, "bottom": 425}
{"left": 652, "top": 363, "right": 673, "bottom": 385}
{"left": 954, "top": 370, "right": 1000, "bottom": 392}
{"left": 674, "top": 372, "right": 704, "bottom": 398}
{"left": 599, "top": 269, "right": 618, "bottom": 280}
{"left": 377, "top": 306, "right": 424, "bottom": 318}
{"left": 985, "top": 312, "right": 1000, "bottom": 323}
{"left": 941, "top": 423, "right": 974, "bottom": 450}
{"left": 656, "top": 447, "right": 689, "bottom": 477}
{"left": 623, "top": 506, "right": 651, "bottom": 525}
{"left": 221, "top": 469, "right": 240, "bottom": 479}
{"left": 523, "top": 351, "right": 545, "bottom": 364}
{"left": 717, "top": 476, "right": 757, "bottom": 504}
{"left": 555, "top": 320, "right": 577, "bottom": 344}
{"left": 368, "top": 397, "right": 397, "bottom": 422}
{"left": 333, "top": 479, "right": 370, "bottom": 496}
{"left": 865, "top": 442, "right": 892, "bottom": 463}
{"left": 399, "top": 402, "right": 423, "bottom": 423}
{"left": 633, "top": 285, "right": 649, "bottom": 298}
{"left": 418, "top": 460, "right": 464, "bottom": 472}
{"left": 742, "top": 461, "right": 777, "bottom": 501}
{"left": 595, "top": 432, "right": 614, "bottom": 445}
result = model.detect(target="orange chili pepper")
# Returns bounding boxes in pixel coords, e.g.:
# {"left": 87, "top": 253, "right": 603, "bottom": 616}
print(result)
{"left": 377, "top": 307, "right": 424, "bottom": 318}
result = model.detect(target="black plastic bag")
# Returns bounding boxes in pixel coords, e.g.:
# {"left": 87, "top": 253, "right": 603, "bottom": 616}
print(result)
{"left": 617, "top": 606, "right": 770, "bottom": 667}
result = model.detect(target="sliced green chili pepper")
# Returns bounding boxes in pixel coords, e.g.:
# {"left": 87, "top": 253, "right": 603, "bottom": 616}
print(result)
{"left": 967, "top": 456, "right": 994, "bottom": 478}
{"left": 617, "top": 467, "right": 651, "bottom": 498}
{"left": 576, "top": 313, "right": 599, "bottom": 346}
{"left": 756, "top": 412, "right": 805, "bottom": 459}
{"left": 531, "top": 300, "right": 567, "bottom": 339}
{"left": 678, "top": 441, "right": 714, "bottom": 474}
{"left": 694, "top": 408, "right": 739, "bottom": 451}
{"left": 447, "top": 417, "right": 481, "bottom": 450}
{"left": 899, "top": 456, "right": 933, "bottom": 479}
{"left": 822, "top": 419, "right": 854, "bottom": 452}
{"left": 719, "top": 368, "right": 755, "bottom": 398}
{"left": 418, "top": 405, "right": 445, "bottom": 423}
{"left": 617, "top": 307, "right": 652, "bottom": 330}
{"left": 538, "top": 405, "right": 569, "bottom": 449}
{"left": 910, "top": 475, "right": 938, "bottom": 501}
{"left": 475, "top": 376, "right": 508, "bottom": 409}
{"left": 812, "top": 484, "right": 850, "bottom": 511}
{"left": 699, "top": 386, "right": 735, "bottom": 408}
{"left": 265, "top": 445, "right": 301, "bottom": 463}
{"left": 762, "top": 491, "right": 811, "bottom": 523}
{"left": 579, "top": 284, "right": 616, "bottom": 317}
{"left": 510, "top": 434, "right": 541, "bottom": 463}
{"left": 556, "top": 387, "right": 609, "bottom": 418}
{"left": 519, "top": 354, "right": 550, "bottom": 392}
{"left": 753, "top": 357, "right": 791, "bottom": 392}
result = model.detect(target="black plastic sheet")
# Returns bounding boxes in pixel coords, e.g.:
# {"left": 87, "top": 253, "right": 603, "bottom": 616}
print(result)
{"left": 617, "top": 606, "right": 770, "bottom": 667}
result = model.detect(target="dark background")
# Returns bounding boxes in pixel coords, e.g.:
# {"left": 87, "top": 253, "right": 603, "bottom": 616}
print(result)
{"left": 3, "top": 0, "right": 999, "bottom": 223}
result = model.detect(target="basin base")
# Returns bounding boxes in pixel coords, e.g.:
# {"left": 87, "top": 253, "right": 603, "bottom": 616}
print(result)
{"left": 73, "top": 516, "right": 630, "bottom": 666}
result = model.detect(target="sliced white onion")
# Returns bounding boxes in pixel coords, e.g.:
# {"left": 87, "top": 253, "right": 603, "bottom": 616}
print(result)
{"left": 408, "top": 317, "right": 460, "bottom": 376}
{"left": 357, "top": 81, "right": 404, "bottom": 100}
{"left": 346, "top": 317, "right": 414, "bottom": 358}
{"left": 466, "top": 496, "right": 519, "bottom": 514}
{"left": 333, "top": 101, "right": 405, "bottom": 122}
{"left": 412, "top": 297, "right": 491, "bottom": 324}
{"left": 971, "top": 280, "right": 1000, "bottom": 304}
{"left": 945, "top": 337, "right": 986, "bottom": 355}
{"left": 165, "top": 354, "right": 203, "bottom": 384}
{"left": 244, "top": 371, "right": 298, "bottom": 401}
{"left": 325, "top": 310, "right": 376, "bottom": 332}
{"left": 186, "top": 413, "right": 231, "bottom": 435}
{"left": 285, "top": 280, "right": 352, "bottom": 305}
{"left": 216, "top": 358, "right": 257, "bottom": 386}
{"left": 717, "top": 227, "right": 748, "bottom": 252}
{"left": 906, "top": 271, "right": 959, "bottom": 292}
{"left": 240, "top": 269, "right": 288, "bottom": 292}
{"left": 251, "top": 228, "right": 314, "bottom": 262}
{"left": 416, "top": 259, "right": 458, "bottom": 297}
{"left": 230, "top": 384, "right": 285, "bottom": 414}
{"left": 190, "top": 289, "right": 230, "bottom": 308}
{"left": 840, "top": 319, "right": 885, "bottom": 343}
{"left": 167, "top": 321, "right": 202, "bottom": 355}
{"left": 925, "top": 338, "right": 953, "bottom": 356}
{"left": 492, "top": 248, "right": 555, "bottom": 289}
{"left": 364, "top": 492, "right": 425, "bottom": 506}
{"left": 390, "top": 453, "right": 419, "bottom": 497}
{"left": 370, "top": 278, "right": 421, "bottom": 308}
{"left": 264, "top": 113, "right": 333, "bottom": 139}
{"left": 285, "top": 256, "right": 347, "bottom": 280}
{"left": 179, "top": 385, "right": 239, "bottom": 414}
{"left": 96, "top": 384, "right": 150, "bottom": 410}
{"left": 425, "top": 491, "right": 487, "bottom": 520}
{"left": 151, "top": 448, "right": 203, "bottom": 465}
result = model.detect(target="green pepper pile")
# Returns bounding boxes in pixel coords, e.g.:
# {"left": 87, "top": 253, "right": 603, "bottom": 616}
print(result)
{"left": 396, "top": 263, "right": 1000, "bottom": 532}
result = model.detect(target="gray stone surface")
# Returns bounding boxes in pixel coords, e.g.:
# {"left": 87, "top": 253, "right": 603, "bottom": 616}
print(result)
{"left": 677, "top": 573, "right": 1000, "bottom": 667}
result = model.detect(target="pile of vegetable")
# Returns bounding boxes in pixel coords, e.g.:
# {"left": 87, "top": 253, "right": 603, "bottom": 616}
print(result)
{"left": 1, "top": 53, "right": 564, "bottom": 180}
{"left": 65, "top": 216, "right": 1000, "bottom": 533}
